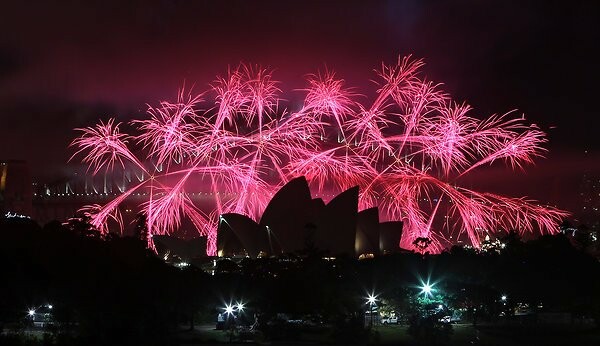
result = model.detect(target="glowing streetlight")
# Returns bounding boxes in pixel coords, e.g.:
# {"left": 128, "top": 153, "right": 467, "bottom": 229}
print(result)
{"left": 237, "top": 302, "right": 245, "bottom": 312}
{"left": 222, "top": 302, "right": 238, "bottom": 342}
{"left": 224, "top": 304, "right": 234, "bottom": 316}
{"left": 28, "top": 309, "right": 35, "bottom": 317}
{"left": 421, "top": 282, "right": 434, "bottom": 296}
{"left": 366, "top": 293, "right": 378, "bottom": 327}
{"left": 501, "top": 295, "right": 507, "bottom": 302}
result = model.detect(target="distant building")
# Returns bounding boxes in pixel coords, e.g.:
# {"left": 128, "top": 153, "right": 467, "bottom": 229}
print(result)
{"left": 153, "top": 235, "right": 208, "bottom": 266}
{"left": 0, "top": 160, "right": 32, "bottom": 217}
{"left": 217, "top": 176, "right": 403, "bottom": 258}
{"left": 579, "top": 173, "right": 600, "bottom": 230}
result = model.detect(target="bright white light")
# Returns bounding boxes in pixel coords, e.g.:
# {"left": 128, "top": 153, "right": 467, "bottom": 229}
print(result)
{"left": 421, "top": 283, "right": 433, "bottom": 296}
{"left": 501, "top": 295, "right": 507, "bottom": 301}
{"left": 48, "top": 305, "right": 53, "bottom": 309}
{"left": 28, "top": 309, "right": 35, "bottom": 316}
{"left": 225, "top": 304, "right": 234, "bottom": 315}
{"left": 237, "top": 302, "right": 245, "bottom": 312}
{"left": 367, "top": 294, "right": 377, "bottom": 305}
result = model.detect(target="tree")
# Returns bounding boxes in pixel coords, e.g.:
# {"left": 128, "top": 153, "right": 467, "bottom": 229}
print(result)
{"left": 413, "top": 237, "right": 432, "bottom": 253}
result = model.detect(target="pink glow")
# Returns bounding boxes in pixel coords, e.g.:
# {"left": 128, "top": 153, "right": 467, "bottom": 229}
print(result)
{"left": 71, "top": 56, "right": 569, "bottom": 255}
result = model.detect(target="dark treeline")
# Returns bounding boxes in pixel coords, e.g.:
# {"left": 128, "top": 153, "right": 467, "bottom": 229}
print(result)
{"left": 0, "top": 218, "right": 210, "bottom": 345}
{"left": 1, "top": 217, "right": 599, "bottom": 345}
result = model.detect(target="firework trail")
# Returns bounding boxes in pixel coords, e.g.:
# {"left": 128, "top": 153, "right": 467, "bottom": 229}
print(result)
{"left": 71, "top": 57, "right": 569, "bottom": 254}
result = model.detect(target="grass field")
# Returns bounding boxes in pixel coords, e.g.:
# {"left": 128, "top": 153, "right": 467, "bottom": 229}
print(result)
{"left": 9, "top": 323, "right": 600, "bottom": 345}
{"left": 173, "top": 322, "right": 600, "bottom": 345}
{"left": 372, "top": 323, "right": 600, "bottom": 346}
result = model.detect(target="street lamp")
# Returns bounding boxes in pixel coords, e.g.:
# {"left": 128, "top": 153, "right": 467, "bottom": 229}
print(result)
{"left": 224, "top": 304, "right": 235, "bottom": 316}
{"left": 420, "top": 282, "right": 434, "bottom": 297}
{"left": 222, "top": 303, "right": 234, "bottom": 342}
{"left": 366, "top": 293, "right": 377, "bottom": 328}
{"left": 27, "top": 309, "right": 36, "bottom": 325}
{"left": 223, "top": 303, "right": 236, "bottom": 341}
{"left": 501, "top": 295, "right": 507, "bottom": 302}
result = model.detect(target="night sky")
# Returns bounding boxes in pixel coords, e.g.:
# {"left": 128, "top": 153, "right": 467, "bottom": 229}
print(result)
{"left": 1, "top": 0, "right": 599, "bottom": 216}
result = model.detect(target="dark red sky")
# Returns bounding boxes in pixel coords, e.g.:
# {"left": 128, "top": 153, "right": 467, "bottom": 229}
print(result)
{"left": 1, "top": 0, "right": 599, "bottom": 215}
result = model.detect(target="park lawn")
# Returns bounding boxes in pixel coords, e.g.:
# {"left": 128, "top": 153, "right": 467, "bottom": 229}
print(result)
{"left": 373, "top": 323, "right": 600, "bottom": 346}
{"left": 373, "top": 324, "right": 490, "bottom": 345}
{"left": 180, "top": 323, "right": 600, "bottom": 345}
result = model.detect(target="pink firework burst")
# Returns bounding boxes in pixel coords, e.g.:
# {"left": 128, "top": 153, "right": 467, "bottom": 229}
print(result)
{"left": 71, "top": 55, "right": 569, "bottom": 255}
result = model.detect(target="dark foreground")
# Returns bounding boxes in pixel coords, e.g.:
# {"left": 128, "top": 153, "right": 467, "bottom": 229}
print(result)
{"left": 5, "top": 323, "right": 600, "bottom": 346}
{"left": 1, "top": 217, "right": 599, "bottom": 346}
{"left": 177, "top": 323, "right": 600, "bottom": 346}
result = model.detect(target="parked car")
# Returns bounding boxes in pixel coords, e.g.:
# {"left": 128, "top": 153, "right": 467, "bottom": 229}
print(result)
{"left": 439, "top": 315, "right": 452, "bottom": 323}
{"left": 381, "top": 316, "right": 398, "bottom": 324}
{"left": 439, "top": 313, "right": 461, "bottom": 324}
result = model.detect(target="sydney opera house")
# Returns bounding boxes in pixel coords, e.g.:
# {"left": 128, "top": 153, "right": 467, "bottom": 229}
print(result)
{"left": 216, "top": 177, "right": 403, "bottom": 258}
{"left": 1, "top": 161, "right": 402, "bottom": 260}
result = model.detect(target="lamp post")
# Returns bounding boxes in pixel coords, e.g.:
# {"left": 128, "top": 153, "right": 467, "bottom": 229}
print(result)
{"left": 223, "top": 300, "right": 245, "bottom": 343}
{"left": 224, "top": 304, "right": 235, "bottom": 343}
{"left": 236, "top": 302, "right": 245, "bottom": 326}
{"left": 223, "top": 304, "right": 235, "bottom": 329}
{"left": 500, "top": 294, "right": 508, "bottom": 319}
{"left": 28, "top": 309, "right": 35, "bottom": 322}
{"left": 421, "top": 283, "right": 433, "bottom": 297}
{"left": 366, "top": 294, "right": 377, "bottom": 328}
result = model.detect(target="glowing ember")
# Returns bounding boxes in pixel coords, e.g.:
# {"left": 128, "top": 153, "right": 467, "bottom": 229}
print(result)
{"left": 70, "top": 56, "right": 569, "bottom": 255}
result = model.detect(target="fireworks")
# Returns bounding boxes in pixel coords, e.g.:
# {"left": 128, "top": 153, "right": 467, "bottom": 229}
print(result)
{"left": 71, "top": 56, "right": 569, "bottom": 255}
